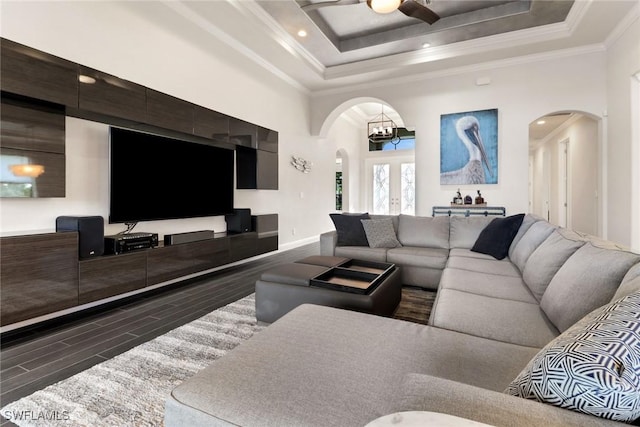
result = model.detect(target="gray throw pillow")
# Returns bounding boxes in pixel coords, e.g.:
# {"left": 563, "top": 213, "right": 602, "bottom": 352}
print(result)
{"left": 506, "top": 290, "right": 640, "bottom": 423}
{"left": 360, "top": 218, "right": 401, "bottom": 248}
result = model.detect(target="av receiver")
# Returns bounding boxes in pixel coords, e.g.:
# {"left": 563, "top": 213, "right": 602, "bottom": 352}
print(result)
{"left": 104, "top": 232, "right": 158, "bottom": 255}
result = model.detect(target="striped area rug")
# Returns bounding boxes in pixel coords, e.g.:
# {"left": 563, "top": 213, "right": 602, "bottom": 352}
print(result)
{"left": 2, "top": 288, "right": 436, "bottom": 427}
{"left": 1, "top": 295, "right": 264, "bottom": 427}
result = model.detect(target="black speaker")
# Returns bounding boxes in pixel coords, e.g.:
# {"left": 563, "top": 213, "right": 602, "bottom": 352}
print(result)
{"left": 56, "top": 216, "right": 104, "bottom": 259}
{"left": 164, "top": 230, "right": 215, "bottom": 246}
{"left": 225, "top": 209, "right": 252, "bottom": 234}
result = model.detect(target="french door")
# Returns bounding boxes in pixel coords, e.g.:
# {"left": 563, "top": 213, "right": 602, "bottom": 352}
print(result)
{"left": 365, "top": 156, "right": 415, "bottom": 215}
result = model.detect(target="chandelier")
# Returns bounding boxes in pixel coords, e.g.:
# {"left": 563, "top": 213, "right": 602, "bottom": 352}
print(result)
{"left": 368, "top": 105, "right": 398, "bottom": 144}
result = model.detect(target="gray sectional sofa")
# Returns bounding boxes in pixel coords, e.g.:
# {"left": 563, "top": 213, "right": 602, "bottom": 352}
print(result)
{"left": 166, "top": 213, "right": 640, "bottom": 427}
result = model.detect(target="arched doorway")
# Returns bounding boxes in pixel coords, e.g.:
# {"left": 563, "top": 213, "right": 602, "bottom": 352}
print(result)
{"left": 529, "top": 111, "right": 601, "bottom": 236}
{"left": 326, "top": 100, "right": 415, "bottom": 214}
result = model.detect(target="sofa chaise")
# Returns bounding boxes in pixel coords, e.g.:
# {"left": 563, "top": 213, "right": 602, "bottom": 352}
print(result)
{"left": 165, "top": 213, "right": 640, "bottom": 426}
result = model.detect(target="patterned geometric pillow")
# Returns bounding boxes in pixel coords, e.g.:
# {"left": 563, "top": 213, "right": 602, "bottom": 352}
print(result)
{"left": 505, "top": 290, "right": 640, "bottom": 422}
{"left": 360, "top": 218, "right": 401, "bottom": 249}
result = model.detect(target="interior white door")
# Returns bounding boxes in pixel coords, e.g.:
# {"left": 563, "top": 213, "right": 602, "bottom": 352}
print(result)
{"left": 366, "top": 157, "right": 415, "bottom": 215}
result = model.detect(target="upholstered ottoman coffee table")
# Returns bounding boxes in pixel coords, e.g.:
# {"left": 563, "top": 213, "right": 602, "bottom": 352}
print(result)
{"left": 255, "top": 255, "right": 402, "bottom": 323}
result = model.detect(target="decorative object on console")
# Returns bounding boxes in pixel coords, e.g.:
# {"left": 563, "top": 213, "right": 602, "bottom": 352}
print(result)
{"left": 464, "top": 195, "right": 472, "bottom": 205}
{"left": 329, "top": 213, "right": 370, "bottom": 246}
{"left": 471, "top": 213, "right": 525, "bottom": 260}
{"left": 360, "top": 218, "right": 401, "bottom": 248}
{"left": 56, "top": 216, "right": 104, "bottom": 259}
{"left": 440, "top": 108, "right": 498, "bottom": 185}
{"left": 452, "top": 189, "right": 463, "bottom": 205}
{"left": 290, "top": 156, "right": 312, "bottom": 173}
{"left": 475, "top": 190, "right": 485, "bottom": 205}
{"left": 506, "top": 290, "right": 640, "bottom": 423}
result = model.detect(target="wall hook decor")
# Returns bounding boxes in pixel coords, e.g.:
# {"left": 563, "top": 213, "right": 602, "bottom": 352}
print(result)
{"left": 291, "top": 156, "right": 312, "bottom": 173}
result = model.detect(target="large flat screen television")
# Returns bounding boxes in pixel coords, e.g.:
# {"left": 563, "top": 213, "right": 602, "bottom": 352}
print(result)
{"left": 109, "top": 127, "right": 234, "bottom": 223}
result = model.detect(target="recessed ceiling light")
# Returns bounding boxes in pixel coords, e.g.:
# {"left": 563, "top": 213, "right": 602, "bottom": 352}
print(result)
{"left": 422, "top": 42, "right": 431, "bottom": 48}
{"left": 297, "top": 29, "right": 307, "bottom": 37}
{"left": 537, "top": 120, "right": 546, "bottom": 125}
{"left": 78, "top": 75, "right": 96, "bottom": 84}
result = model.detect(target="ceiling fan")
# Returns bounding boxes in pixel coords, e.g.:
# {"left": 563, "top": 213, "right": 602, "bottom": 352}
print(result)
{"left": 300, "top": 0, "right": 440, "bottom": 25}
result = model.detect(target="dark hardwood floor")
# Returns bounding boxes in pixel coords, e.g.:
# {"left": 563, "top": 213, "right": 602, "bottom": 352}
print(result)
{"left": 0, "top": 242, "right": 320, "bottom": 426}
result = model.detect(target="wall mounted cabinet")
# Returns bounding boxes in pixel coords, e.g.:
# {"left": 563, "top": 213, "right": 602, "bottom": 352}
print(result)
{"left": 1, "top": 38, "right": 280, "bottom": 196}
{"left": 257, "top": 126, "right": 278, "bottom": 153}
{"left": 0, "top": 232, "right": 79, "bottom": 326}
{"left": 229, "top": 117, "right": 257, "bottom": 148}
{"left": 147, "top": 238, "right": 230, "bottom": 286}
{"left": 145, "top": 89, "right": 194, "bottom": 135}
{"left": 78, "top": 66, "right": 147, "bottom": 123}
{"left": 1, "top": 215, "right": 278, "bottom": 328}
{"left": 236, "top": 146, "right": 278, "bottom": 190}
{"left": 193, "top": 105, "right": 230, "bottom": 142}
{"left": 0, "top": 97, "right": 66, "bottom": 197}
{"left": 1, "top": 39, "right": 78, "bottom": 108}
{"left": 79, "top": 251, "right": 147, "bottom": 304}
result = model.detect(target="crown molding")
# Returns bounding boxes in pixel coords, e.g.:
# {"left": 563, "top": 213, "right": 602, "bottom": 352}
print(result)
{"left": 312, "top": 43, "right": 605, "bottom": 97}
{"left": 230, "top": 0, "right": 326, "bottom": 76}
{"left": 603, "top": 0, "right": 639, "bottom": 49}
{"left": 163, "top": 0, "right": 311, "bottom": 94}
{"left": 324, "top": 17, "right": 577, "bottom": 81}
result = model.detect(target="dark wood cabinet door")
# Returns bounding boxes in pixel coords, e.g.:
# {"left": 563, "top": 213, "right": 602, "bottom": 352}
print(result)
{"left": 0, "top": 147, "right": 65, "bottom": 197}
{"left": 229, "top": 117, "right": 257, "bottom": 148}
{"left": 0, "top": 232, "right": 79, "bottom": 326}
{"left": 256, "top": 235, "right": 278, "bottom": 255}
{"left": 228, "top": 232, "right": 259, "bottom": 263}
{"left": 145, "top": 89, "right": 194, "bottom": 134}
{"left": 147, "top": 238, "right": 230, "bottom": 285}
{"left": 1, "top": 99, "right": 65, "bottom": 153}
{"left": 79, "top": 252, "right": 147, "bottom": 304}
{"left": 1, "top": 38, "right": 78, "bottom": 108}
{"left": 193, "top": 105, "right": 229, "bottom": 141}
{"left": 257, "top": 126, "right": 278, "bottom": 153}
{"left": 235, "top": 146, "right": 257, "bottom": 189}
{"left": 78, "top": 66, "right": 146, "bottom": 123}
{"left": 256, "top": 149, "right": 278, "bottom": 190}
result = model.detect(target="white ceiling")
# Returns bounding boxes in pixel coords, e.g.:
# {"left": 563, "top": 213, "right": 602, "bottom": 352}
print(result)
{"left": 146, "top": 0, "right": 636, "bottom": 93}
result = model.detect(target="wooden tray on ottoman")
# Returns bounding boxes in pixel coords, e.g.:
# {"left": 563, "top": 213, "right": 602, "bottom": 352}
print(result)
{"left": 310, "top": 260, "right": 395, "bottom": 295}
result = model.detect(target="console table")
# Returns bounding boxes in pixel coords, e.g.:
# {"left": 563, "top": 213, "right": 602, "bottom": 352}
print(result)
{"left": 432, "top": 205, "right": 505, "bottom": 217}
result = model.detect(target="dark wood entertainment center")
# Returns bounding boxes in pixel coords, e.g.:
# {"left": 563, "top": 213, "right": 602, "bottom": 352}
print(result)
{"left": 0, "top": 38, "right": 280, "bottom": 330}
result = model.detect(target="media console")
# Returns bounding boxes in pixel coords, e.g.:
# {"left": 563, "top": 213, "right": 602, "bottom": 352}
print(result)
{"left": 0, "top": 214, "right": 278, "bottom": 330}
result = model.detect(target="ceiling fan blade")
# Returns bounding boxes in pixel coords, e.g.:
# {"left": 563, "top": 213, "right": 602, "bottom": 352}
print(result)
{"left": 300, "top": 0, "right": 361, "bottom": 12}
{"left": 398, "top": 0, "right": 440, "bottom": 24}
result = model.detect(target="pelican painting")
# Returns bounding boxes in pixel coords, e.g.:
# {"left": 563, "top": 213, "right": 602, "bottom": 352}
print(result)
{"left": 440, "top": 109, "right": 498, "bottom": 185}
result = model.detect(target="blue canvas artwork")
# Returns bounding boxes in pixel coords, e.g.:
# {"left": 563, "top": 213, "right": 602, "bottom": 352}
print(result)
{"left": 440, "top": 108, "right": 498, "bottom": 184}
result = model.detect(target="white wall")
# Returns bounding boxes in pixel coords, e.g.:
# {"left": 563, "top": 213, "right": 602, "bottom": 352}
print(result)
{"left": 530, "top": 116, "right": 599, "bottom": 235}
{"left": 312, "top": 51, "right": 607, "bottom": 218}
{"left": 0, "top": 1, "right": 331, "bottom": 245}
{"left": 606, "top": 13, "right": 640, "bottom": 247}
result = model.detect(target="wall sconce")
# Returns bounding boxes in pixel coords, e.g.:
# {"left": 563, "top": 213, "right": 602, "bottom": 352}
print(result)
{"left": 291, "top": 156, "right": 312, "bottom": 173}
{"left": 10, "top": 164, "right": 45, "bottom": 178}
